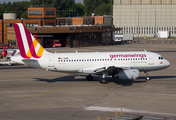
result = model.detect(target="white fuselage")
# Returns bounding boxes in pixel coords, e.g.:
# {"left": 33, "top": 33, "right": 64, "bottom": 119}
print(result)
{"left": 11, "top": 51, "right": 170, "bottom": 74}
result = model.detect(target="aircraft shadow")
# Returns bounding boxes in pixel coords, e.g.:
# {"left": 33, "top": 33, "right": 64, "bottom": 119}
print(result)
{"left": 138, "top": 75, "right": 176, "bottom": 79}
{"left": 34, "top": 75, "right": 147, "bottom": 86}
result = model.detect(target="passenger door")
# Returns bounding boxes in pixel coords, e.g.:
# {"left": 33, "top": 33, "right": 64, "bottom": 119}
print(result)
{"left": 48, "top": 56, "right": 55, "bottom": 67}
{"left": 148, "top": 54, "right": 154, "bottom": 65}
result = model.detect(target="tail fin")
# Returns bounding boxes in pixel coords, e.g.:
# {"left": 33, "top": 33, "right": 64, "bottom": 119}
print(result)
{"left": 13, "top": 23, "right": 46, "bottom": 59}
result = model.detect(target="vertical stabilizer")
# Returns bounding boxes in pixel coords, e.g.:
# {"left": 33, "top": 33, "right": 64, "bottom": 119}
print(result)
{"left": 13, "top": 23, "right": 47, "bottom": 59}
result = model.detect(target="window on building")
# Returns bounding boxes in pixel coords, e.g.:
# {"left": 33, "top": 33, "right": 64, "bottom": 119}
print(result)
{"left": 174, "top": 27, "right": 176, "bottom": 34}
{"left": 46, "top": 10, "right": 55, "bottom": 15}
{"left": 29, "top": 11, "right": 42, "bottom": 15}
{"left": 126, "top": 27, "right": 128, "bottom": 33}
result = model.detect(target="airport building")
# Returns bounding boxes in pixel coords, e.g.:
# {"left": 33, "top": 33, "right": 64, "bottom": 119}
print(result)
{"left": 113, "top": 0, "right": 176, "bottom": 37}
{"left": 0, "top": 6, "right": 119, "bottom": 48}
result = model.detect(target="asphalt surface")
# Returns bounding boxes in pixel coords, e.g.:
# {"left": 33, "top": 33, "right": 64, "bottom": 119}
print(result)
{"left": 0, "top": 44, "right": 176, "bottom": 120}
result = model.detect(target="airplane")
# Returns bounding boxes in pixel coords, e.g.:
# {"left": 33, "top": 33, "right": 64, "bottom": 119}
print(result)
{"left": 10, "top": 23, "right": 170, "bottom": 84}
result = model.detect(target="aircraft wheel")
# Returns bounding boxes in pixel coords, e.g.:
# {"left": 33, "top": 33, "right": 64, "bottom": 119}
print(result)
{"left": 99, "top": 78, "right": 107, "bottom": 84}
{"left": 86, "top": 75, "right": 93, "bottom": 81}
{"left": 145, "top": 76, "right": 150, "bottom": 81}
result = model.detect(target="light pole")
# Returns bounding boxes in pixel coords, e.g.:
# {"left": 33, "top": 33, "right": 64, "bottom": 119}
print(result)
{"left": 155, "top": 11, "right": 156, "bottom": 37}
{"left": 138, "top": 11, "right": 139, "bottom": 42}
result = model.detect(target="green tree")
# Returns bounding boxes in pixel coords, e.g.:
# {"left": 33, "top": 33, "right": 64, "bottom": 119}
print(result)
{"left": 95, "top": 3, "right": 111, "bottom": 16}
{"left": 30, "top": 0, "right": 84, "bottom": 17}
{"left": 0, "top": 1, "right": 31, "bottom": 19}
{"left": 83, "top": 0, "right": 112, "bottom": 16}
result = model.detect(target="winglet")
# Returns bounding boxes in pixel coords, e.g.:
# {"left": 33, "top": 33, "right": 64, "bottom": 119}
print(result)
{"left": 13, "top": 23, "right": 46, "bottom": 59}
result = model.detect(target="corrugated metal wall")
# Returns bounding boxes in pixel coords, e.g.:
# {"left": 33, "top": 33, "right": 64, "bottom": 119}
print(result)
{"left": 141, "top": 0, "right": 151, "bottom": 5}
{"left": 131, "top": 0, "right": 140, "bottom": 5}
{"left": 121, "top": 0, "right": 130, "bottom": 5}
{"left": 114, "top": 0, "right": 175, "bottom": 5}
{"left": 152, "top": 0, "right": 162, "bottom": 5}
{"left": 162, "top": 0, "right": 172, "bottom": 5}
{"left": 114, "top": 0, "right": 120, "bottom": 5}
{"left": 172, "top": 0, "right": 176, "bottom": 4}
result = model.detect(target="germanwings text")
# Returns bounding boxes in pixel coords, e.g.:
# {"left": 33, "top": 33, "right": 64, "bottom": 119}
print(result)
{"left": 110, "top": 53, "right": 147, "bottom": 59}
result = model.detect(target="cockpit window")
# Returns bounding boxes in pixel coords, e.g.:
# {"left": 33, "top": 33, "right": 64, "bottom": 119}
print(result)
{"left": 159, "top": 57, "right": 164, "bottom": 60}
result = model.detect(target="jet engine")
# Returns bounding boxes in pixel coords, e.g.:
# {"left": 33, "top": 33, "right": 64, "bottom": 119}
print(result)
{"left": 113, "top": 69, "right": 139, "bottom": 80}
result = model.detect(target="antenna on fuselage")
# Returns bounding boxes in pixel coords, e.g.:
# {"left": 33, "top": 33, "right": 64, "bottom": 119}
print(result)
{"left": 75, "top": 50, "right": 78, "bottom": 53}
{"left": 144, "top": 49, "right": 146, "bottom": 52}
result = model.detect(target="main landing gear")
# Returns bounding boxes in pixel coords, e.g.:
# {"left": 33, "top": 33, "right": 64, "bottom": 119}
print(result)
{"left": 145, "top": 71, "right": 150, "bottom": 80}
{"left": 86, "top": 74, "right": 93, "bottom": 81}
{"left": 99, "top": 73, "right": 109, "bottom": 84}
{"left": 86, "top": 73, "right": 109, "bottom": 84}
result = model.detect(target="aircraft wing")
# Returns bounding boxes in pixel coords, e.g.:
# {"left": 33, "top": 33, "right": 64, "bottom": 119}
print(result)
{"left": 79, "top": 65, "right": 131, "bottom": 75}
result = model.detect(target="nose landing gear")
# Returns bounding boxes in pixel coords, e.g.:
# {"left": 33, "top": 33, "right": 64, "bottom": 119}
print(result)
{"left": 145, "top": 71, "right": 150, "bottom": 80}
{"left": 99, "top": 73, "right": 109, "bottom": 84}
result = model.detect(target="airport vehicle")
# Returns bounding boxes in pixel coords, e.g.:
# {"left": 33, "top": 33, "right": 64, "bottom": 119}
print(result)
{"left": 0, "top": 44, "right": 13, "bottom": 49}
{"left": 11, "top": 23, "right": 170, "bottom": 84}
{"left": 157, "top": 31, "right": 170, "bottom": 38}
{"left": 114, "top": 33, "right": 133, "bottom": 43}
{"left": 53, "top": 40, "right": 62, "bottom": 47}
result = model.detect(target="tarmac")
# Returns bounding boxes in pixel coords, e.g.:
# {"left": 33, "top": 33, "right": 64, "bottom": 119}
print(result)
{"left": 0, "top": 43, "right": 176, "bottom": 120}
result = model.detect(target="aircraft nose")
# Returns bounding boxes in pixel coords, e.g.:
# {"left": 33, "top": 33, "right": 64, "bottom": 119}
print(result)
{"left": 164, "top": 59, "right": 170, "bottom": 67}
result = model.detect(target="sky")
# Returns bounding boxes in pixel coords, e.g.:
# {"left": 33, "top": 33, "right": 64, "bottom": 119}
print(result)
{"left": 0, "top": 0, "right": 83, "bottom": 3}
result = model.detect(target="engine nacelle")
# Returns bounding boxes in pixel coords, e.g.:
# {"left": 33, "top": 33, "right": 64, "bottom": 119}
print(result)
{"left": 113, "top": 69, "right": 139, "bottom": 80}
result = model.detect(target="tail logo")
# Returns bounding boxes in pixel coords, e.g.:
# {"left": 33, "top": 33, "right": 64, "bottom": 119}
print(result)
{"left": 13, "top": 23, "right": 44, "bottom": 59}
